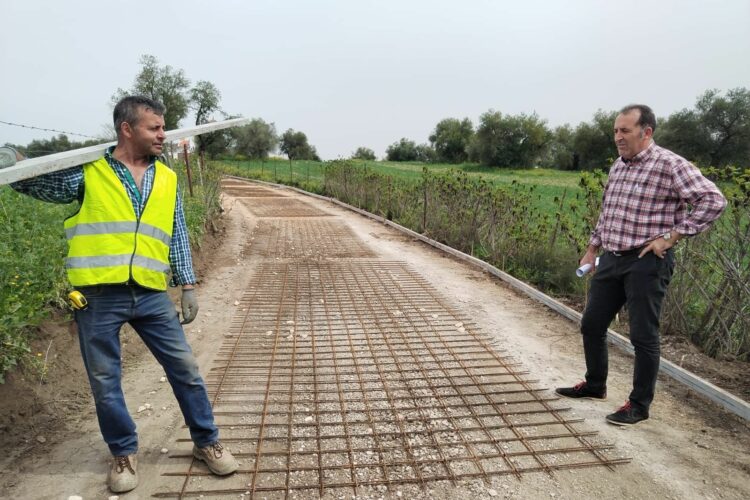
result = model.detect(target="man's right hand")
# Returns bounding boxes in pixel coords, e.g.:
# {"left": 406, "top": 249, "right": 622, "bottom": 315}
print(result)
{"left": 580, "top": 245, "right": 599, "bottom": 272}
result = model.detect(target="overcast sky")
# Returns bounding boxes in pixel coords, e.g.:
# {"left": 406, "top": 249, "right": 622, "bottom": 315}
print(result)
{"left": 2, "top": 0, "right": 749, "bottom": 160}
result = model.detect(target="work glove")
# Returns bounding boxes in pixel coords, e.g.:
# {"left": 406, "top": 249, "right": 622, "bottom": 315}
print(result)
{"left": 181, "top": 288, "right": 199, "bottom": 324}
{"left": 0, "top": 146, "right": 23, "bottom": 169}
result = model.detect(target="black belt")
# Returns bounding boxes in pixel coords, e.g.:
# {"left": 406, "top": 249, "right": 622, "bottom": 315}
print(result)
{"left": 607, "top": 247, "right": 643, "bottom": 257}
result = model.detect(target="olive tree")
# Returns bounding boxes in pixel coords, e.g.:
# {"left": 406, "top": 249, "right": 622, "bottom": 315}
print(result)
{"left": 279, "top": 129, "right": 319, "bottom": 163}
{"left": 233, "top": 119, "right": 278, "bottom": 159}
{"left": 351, "top": 147, "right": 376, "bottom": 161}
{"left": 658, "top": 88, "right": 750, "bottom": 168}
{"left": 113, "top": 54, "right": 190, "bottom": 130}
{"left": 470, "top": 110, "right": 550, "bottom": 168}
{"left": 429, "top": 117, "right": 474, "bottom": 163}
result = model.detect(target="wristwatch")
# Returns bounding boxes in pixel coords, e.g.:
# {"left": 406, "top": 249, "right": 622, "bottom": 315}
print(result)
{"left": 662, "top": 231, "right": 672, "bottom": 241}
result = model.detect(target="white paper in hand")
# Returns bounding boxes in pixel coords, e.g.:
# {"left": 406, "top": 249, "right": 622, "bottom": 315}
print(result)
{"left": 576, "top": 257, "right": 600, "bottom": 277}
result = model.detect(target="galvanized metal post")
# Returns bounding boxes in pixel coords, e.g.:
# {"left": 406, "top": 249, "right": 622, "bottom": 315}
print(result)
{"left": 183, "top": 142, "right": 194, "bottom": 197}
{"left": 198, "top": 150, "right": 206, "bottom": 186}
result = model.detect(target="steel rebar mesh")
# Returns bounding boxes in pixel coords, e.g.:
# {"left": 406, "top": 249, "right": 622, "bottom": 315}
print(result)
{"left": 157, "top": 260, "right": 628, "bottom": 499}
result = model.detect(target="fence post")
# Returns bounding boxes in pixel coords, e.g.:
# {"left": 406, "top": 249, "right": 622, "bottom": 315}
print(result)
{"left": 163, "top": 143, "right": 174, "bottom": 169}
{"left": 422, "top": 174, "right": 428, "bottom": 233}
{"left": 363, "top": 163, "right": 368, "bottom": 209}
{"left": 387, "top": 176, "right": 392, "bottom": 220}
{"left": 199, "top": 150, "right": 206, "bottom": 174}
{"left": 183, "top": 142, "right": 194, "bottom": 197}
{"left": 196, "top": 149, "right": 205, "bottom": 187}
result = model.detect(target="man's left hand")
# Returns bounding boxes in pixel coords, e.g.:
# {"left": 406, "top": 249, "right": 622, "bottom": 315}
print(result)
{"left": 639, "top": 232, "right": 680, "bottom": 259}
{"left": 181, "top": 288, "right": 199, "bottom": 324}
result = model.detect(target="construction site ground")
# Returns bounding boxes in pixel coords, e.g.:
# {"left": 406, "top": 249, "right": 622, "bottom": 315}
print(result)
{"left": 0, "top": 179, "right": 748, "bottom": 500}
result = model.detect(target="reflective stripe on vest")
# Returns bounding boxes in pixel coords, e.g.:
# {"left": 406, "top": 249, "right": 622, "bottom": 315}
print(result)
{"left": 63, "top": 157, "right": 177, "bottom": 290}
{"left": 65, "top": 221, "right": 172, "bottom": 247}
{"left": 65, "top": 254, "right": 171, "bottom": 274}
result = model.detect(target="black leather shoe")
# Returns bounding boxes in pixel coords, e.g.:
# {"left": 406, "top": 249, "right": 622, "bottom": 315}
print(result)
{"left": 555, "top": 381, "right": 607, "bottom": 400}
{"left": 606, "top": 401, "right": 648, "bottom": 426}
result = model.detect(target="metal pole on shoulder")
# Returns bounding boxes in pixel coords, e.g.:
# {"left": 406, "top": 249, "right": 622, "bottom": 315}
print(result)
{"left": 0, "top": 118, "right": 249, "bottom": 185}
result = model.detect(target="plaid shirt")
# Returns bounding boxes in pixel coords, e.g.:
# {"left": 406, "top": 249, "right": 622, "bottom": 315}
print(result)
{"left": 11, "top": 147, "right": 196, "bottom": 285}
{"left": 590, "top": 142, "right": 726, "bottom": 252}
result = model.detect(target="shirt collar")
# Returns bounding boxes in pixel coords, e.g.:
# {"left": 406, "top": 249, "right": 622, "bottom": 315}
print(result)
{"left": 621, "top": 141, "right": 655, "bottom": 166}
{"left": 104, "top": 146, "right": 158, "bottom": 168}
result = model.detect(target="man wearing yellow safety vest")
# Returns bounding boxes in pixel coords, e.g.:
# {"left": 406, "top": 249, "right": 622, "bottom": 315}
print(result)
{"left": 9, "top": 96, "right": 237, "bottom": 493}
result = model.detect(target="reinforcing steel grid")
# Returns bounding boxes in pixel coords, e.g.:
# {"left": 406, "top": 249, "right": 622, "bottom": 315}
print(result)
{"left": 156, "top": 261, "right": 628, "bottom": 498}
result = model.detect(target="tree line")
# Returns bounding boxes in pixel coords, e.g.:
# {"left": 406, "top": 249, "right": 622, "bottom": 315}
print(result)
{"left": 4, "top": 135, "right": 103, "bottom": 159}
{"left": 382, "top": 88, "right": 750, "bottom": 170}
{"left": 380, "top": 88, "right": 750, "bottom": 170}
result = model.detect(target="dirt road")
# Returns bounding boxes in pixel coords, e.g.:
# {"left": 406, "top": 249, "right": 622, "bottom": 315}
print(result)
{"left": 1, "top": 180, "right": 748, "bottom": 500}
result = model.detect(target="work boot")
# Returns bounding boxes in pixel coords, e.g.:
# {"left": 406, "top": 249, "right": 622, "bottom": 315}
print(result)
{"left": 606, "top": 401, "right": 649, "bottom": 426}
{"left": 555, "top": 381, "right": 606, "bottom": 400}
{"left": 108, "top": 454, "right": 138, "bottom": 493}
{"left": 193, "top": 441, "right": 239, "bottom": 475}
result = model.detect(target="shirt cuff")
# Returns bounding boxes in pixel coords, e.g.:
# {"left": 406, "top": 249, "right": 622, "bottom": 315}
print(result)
{"left": 673, "top": 223, "right": 698, "bottom": 237}
{"left": 170, "top": 273, "right": 197, "bottom": 287}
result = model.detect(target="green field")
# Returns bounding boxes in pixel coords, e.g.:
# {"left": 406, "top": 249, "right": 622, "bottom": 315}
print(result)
{"left": 217, "top": 158, "right": 586, "bottom": 213}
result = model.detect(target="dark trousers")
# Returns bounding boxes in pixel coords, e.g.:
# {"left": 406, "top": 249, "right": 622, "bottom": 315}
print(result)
{"left": 581, "top": 249, "right": 675, "bottom": 413}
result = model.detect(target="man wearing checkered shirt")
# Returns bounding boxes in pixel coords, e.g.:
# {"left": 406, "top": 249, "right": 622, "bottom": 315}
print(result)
{"left": 556, "top": 104, "right": 726, "bottom": 426}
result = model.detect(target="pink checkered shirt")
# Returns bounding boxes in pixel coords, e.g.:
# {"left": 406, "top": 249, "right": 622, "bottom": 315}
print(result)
{"left": 590, "top": 142, "right": 726, "bottom": 252}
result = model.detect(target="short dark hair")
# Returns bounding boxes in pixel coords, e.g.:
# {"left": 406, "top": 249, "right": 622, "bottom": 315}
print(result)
{"left": 620, "top": 104, "right": 657, "bottom": 133}
{"left": 113, "top": 95, "right": 166, "bottom": 137}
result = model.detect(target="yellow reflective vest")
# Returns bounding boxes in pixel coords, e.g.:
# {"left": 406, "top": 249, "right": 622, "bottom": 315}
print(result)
{"left": 63, "top": 157, "right": 177, "bottom": 290}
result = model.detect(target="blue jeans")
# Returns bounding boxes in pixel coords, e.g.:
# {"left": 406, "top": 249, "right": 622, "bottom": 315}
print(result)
{"left": 581, "top": 249, "right": 675, "bottom": 413}
{"left": 74, "top": 284, "right": 218, "bottom": 456}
